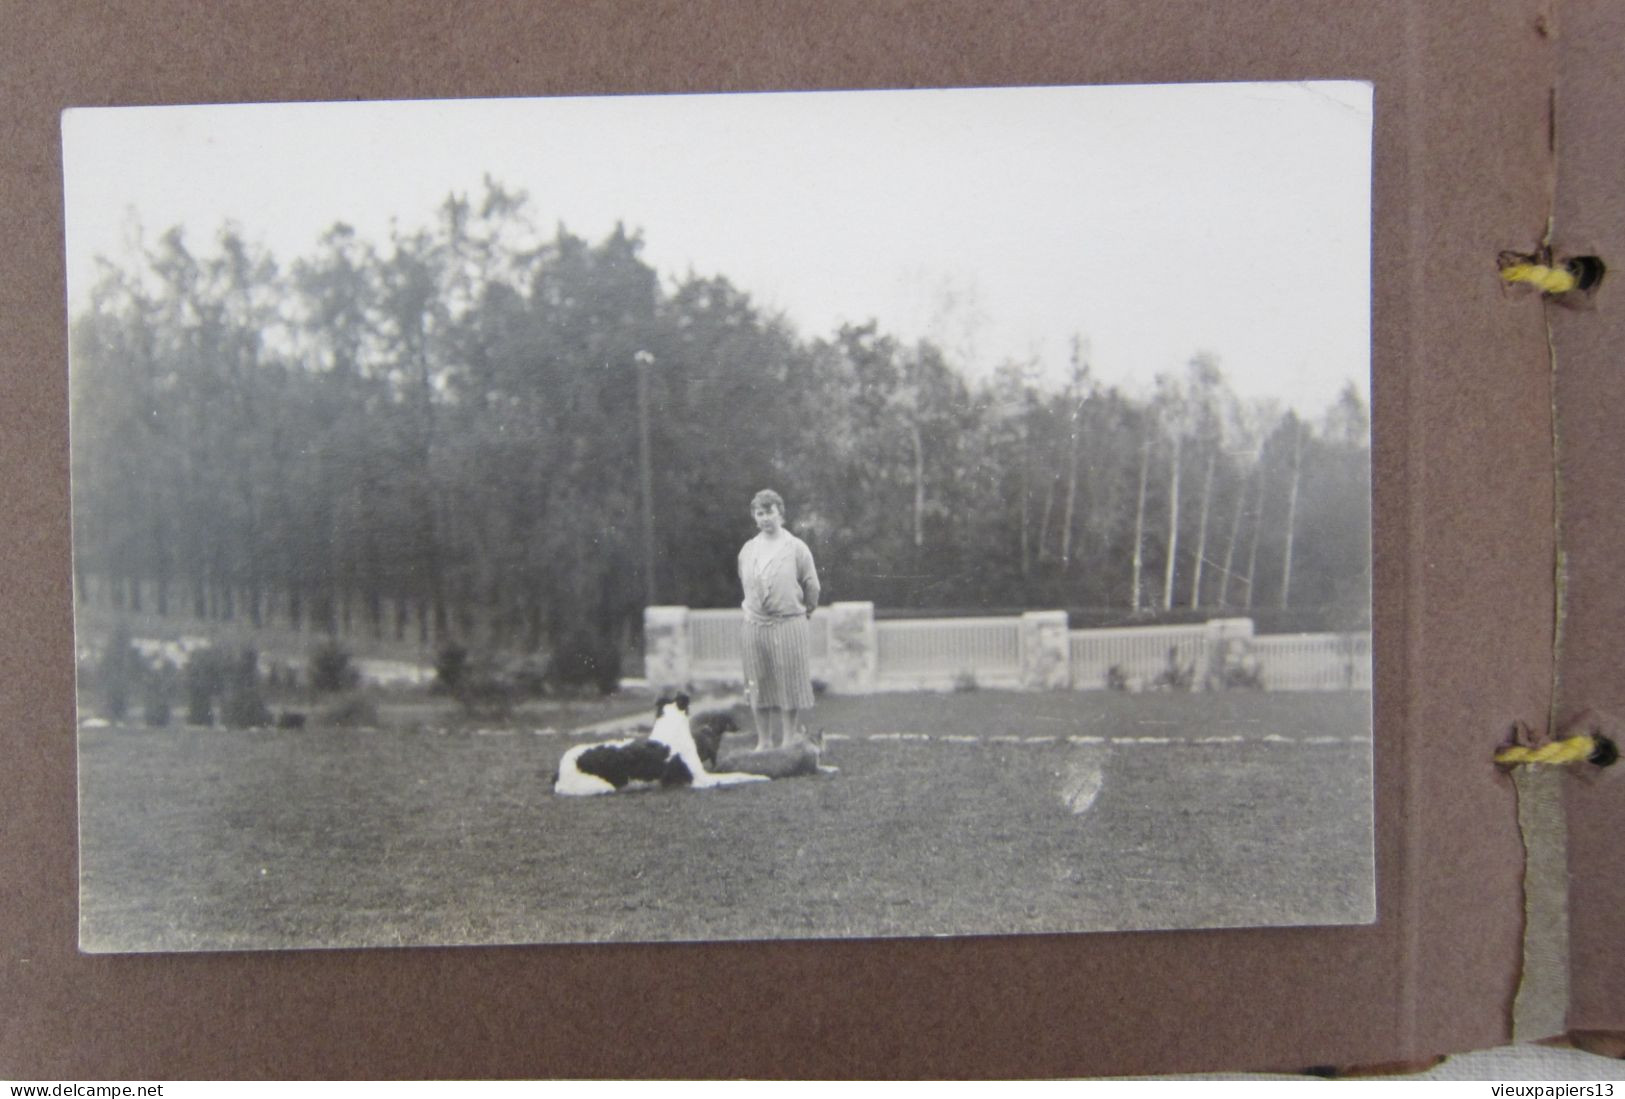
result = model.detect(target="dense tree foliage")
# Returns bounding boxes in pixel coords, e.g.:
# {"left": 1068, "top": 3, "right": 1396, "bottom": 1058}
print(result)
{"left": 70, "top": 181, "right": 1371, "bottom": 657}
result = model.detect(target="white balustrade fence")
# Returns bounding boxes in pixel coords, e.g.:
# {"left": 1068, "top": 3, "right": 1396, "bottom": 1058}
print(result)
{"left": 656, "top": 605, "right": 1371, "bottom": 695}
{"left": 687, "top": 609, "right": 744, "bottom": 679}
{"left": 1248, "top": 632, "right": 1372, "bottom": 692}
{"left": 1067, "top": 624, "right": 1209, "bottom": 691}
{"left": 875, "top": 616, "right": 1023, "bottom": 689}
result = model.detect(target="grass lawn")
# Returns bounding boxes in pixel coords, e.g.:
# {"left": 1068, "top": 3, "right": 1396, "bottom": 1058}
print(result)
{"left": 77, "top": 688, "right": 1373, "bottom": 952}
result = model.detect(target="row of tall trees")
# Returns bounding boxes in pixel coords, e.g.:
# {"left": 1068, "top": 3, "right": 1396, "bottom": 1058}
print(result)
{"left": 70, "top": 180, "right": 1371, "bottom": 658}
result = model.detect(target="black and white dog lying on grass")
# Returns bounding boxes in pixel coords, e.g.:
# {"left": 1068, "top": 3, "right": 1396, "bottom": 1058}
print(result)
{"left": 553, "top": 693, "right": 769, "bottom": 797}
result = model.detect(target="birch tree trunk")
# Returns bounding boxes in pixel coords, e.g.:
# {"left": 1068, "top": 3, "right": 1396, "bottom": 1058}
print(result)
{"left": 1162, "top": 431, "right": 1182, "bottom": 611}
{"left": 1061, "top": 402, "right": 1083, "bottom": 567}
{"left": 1217, "top": 463, "right": 1253, "bottom": 608}
{"left": 1037, "top": 476, "right": 1057, "bottom": 562}
{"left": 1019, "top": 420, "right": 1031, "bottom": 579}
{"left": 910, "top": 419, "right": 925, "bottom": 549}
{"left": 1243, "top": 465, "right": 1265, "bottom": 611}
{"left": 1280, "top": 419, "right": 1305, "bottom": 608}
{"left": 1189, "top": 449, "right": 1217, "bottom": 609}
{"left": 1131, "top": 432, "right": 1151, "bottom": 612}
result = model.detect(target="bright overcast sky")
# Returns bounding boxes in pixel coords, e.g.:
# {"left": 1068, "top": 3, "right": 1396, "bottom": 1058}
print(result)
{"left": 62, "top": 82, "right": 1371, "bottom": 415}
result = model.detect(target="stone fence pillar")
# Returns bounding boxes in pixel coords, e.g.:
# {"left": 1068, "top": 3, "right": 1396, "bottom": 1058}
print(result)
{"left": 1020, "top": 610, "right": 1071, "bottom": 690}
{"left": 825, "top": 601, "right": 878, "bottom": 694}
{"left": 643, "top": 605, "right": 691, "bottom": 692}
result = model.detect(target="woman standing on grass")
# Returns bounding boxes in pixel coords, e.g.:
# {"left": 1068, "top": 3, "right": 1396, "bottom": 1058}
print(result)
{"left": 738, "top": 488, "right": 820, "bottom": 751}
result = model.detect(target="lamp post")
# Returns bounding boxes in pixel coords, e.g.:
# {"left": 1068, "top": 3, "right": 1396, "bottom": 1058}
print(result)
{"left": 634, "top": 350, "right": 656, "bottom": 607}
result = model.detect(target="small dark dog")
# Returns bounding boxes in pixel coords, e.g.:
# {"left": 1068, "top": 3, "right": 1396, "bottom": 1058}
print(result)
{"left": 689, "top": 710, "right": 740, "bottom": 769}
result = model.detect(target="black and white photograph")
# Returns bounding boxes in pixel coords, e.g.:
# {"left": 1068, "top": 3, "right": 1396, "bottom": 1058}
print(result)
{"left": 64, "top": 82, "right": 1375, "bottom": 953}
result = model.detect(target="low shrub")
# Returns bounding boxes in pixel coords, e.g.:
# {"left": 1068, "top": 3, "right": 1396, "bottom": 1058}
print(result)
{"left": 1221, "top": 662, "right": 1266, "bottom": 690}
{"left": 1150, "top": 647, "right": 1195, "bottom": 692}
{"left": 264, "top": 660, "right": 300, "bottom": 690}
{"left": 435, "top": 646, "right": 546, "bottom": 716}
{"left": 503, "top": 654, "right": 550, "bottom": 699}
{"left": 98, "top": 622, "right": 142, "bottom": 722}
{"left": 179, "top": 645, "right": 272, "bottom": 728}
{"left": 457, "top": 673, "right": 516, "bottom": 719}
{"left": 143, "top": 694, "right": 172, "bottom": 728}
{"left": 432, "top": 642, "right": 469, "bottom": 696}
{"left": 184, "top": 647, "right": 231, "bottom": 726}
{"left": 143, "top": 661, "right": 177, "bottom": 727}
{"left": 1206, "top": 640, "right": 1266, "bottom": 691}
{"left": 310, "top": 640, "right": 359, "bottom": 694}
{"left": 221, "top": 687, "right": 273, "bottom": 729}
{"left": 546, "top": 630, "right": 622, "bottom": 696}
